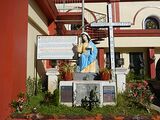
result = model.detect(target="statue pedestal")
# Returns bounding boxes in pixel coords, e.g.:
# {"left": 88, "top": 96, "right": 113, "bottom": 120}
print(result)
{"left": 115, "top": 68, "right": 127, "bottom": 93}
{"left": 46, "top": 68, "right": 59, "bottom": 94}
{"left": 59, "top": 78, "right": 116, "bottom": 107}
{"left": 73, "top": 72, "right": 99, "bottom": 80}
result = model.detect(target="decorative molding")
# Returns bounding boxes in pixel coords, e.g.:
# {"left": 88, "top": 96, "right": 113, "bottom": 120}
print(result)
{"left": 132, "top": 6, "right": 160, "bottom": 25}
{"left": 28, "top": 16, "right": 48, "bottom": 35}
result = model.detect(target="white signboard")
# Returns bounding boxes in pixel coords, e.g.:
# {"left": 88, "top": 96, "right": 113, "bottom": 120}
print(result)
{"left": 37, "top": 36, "right": 77, "bottom": 59}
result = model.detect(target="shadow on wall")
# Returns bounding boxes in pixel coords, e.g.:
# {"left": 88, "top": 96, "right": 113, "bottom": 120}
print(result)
{"left": 35, "top": 43, "right": 47, "bottom": 91}
{"left": 37, "top": 60, "right": 47, "bottom": 91}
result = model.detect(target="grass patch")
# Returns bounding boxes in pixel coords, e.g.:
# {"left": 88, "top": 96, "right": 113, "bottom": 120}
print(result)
{"left": 38, "top": 105, "right": 91, "bottom": 116}
{"left": 21, "top": 93, "right": 158, "bottom": 116}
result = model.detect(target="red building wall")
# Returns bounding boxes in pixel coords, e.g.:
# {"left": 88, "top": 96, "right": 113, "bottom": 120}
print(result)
{"left": 0, "top": 0, "right": 28, "bottom": 119}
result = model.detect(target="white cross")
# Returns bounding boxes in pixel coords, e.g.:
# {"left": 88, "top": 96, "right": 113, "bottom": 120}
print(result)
{"left": 91, "top": 4, "right": 131, "bottom": 81}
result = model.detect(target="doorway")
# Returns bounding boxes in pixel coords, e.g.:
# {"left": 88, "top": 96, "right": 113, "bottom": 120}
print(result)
{"left": 156, "top": 59, "right": 160, "bottom": 80}
{"left": 129, "top": 52, "right": 144, "bottom": 79}
{"left": 106, "top": 52, "right": 120, "bottom": 68}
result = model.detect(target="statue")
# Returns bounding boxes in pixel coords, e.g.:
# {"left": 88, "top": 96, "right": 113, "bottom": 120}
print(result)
{"left": 76, "top": 32, "right": 98, "bottom": 73}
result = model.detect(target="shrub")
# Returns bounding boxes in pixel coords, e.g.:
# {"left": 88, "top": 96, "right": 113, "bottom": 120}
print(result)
{"left": 41, "top": 89, "right": 59, "bottom": 106}
{"left": 26, "top": 77, "right": 35, "bottom": 97}
{"left": 53, "top": 89, "right": 59, "bottom": 106}
{"left": 10, "top": 92, "right": 26, "bottom": 113}
{"left": 125, "top": 80, "right": 154, "bottom": 112}
{"left": 42, "top": 92, "right": 54, "bottom": 105}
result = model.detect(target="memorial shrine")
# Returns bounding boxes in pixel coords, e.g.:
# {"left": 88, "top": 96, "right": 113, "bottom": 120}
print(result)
{"left": 36, "top": 3, "right": 130, "bottom": 107}
{"left": 1, "top": 0, "right": 160, "bottom": 119}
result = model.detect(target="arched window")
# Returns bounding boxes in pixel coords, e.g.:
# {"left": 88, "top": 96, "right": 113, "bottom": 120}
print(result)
{"left": 145, "top": 17, "right": 160, "bottom": 29}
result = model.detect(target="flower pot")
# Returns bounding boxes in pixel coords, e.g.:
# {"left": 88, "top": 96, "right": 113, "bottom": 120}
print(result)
{"left": 64, "top": 72, "right": 73, "bottom": 81}
{"left": 152, "top": 115, "right": 160, "bottom": 120}
{"left": 101, "top": 73, "right": 110, "bottom": 80}
{"left": 114, "top": 116, "right": 124, "bottom": 120}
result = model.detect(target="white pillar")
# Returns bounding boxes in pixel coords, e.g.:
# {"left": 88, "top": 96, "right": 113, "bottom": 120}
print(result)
{"left": 116, "top": 68, "right": 127, "bottom": 93}
{"left": 46, "top": 68, "right": 59, "bottom": 94}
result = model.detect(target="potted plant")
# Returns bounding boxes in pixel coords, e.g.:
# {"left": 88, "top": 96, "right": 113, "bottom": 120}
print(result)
{"left": 99, "top": 68, "right": 111, "bottom": 80}
{"left": 61, "top": 63, "right": 75, "bottom": 81}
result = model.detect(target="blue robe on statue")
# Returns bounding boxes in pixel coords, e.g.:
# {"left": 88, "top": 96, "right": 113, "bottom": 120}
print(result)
{"left": 79, "top": 40, "right": 98, "bottom": 72}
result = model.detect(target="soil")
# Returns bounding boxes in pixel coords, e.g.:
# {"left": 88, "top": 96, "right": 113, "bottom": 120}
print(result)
{"left": 10, "top": 114, "right": 160, "bottom": 120}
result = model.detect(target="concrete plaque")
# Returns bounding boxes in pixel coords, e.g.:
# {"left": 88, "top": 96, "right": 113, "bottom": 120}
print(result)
{"left": 74, "top": 83, "right": 100, "bottom": 106}
{"left": 103, "top": 86, "right": 115, "bottom": 102}
{"left": 61, "top": 86, "right": 73, "bottom": 102}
